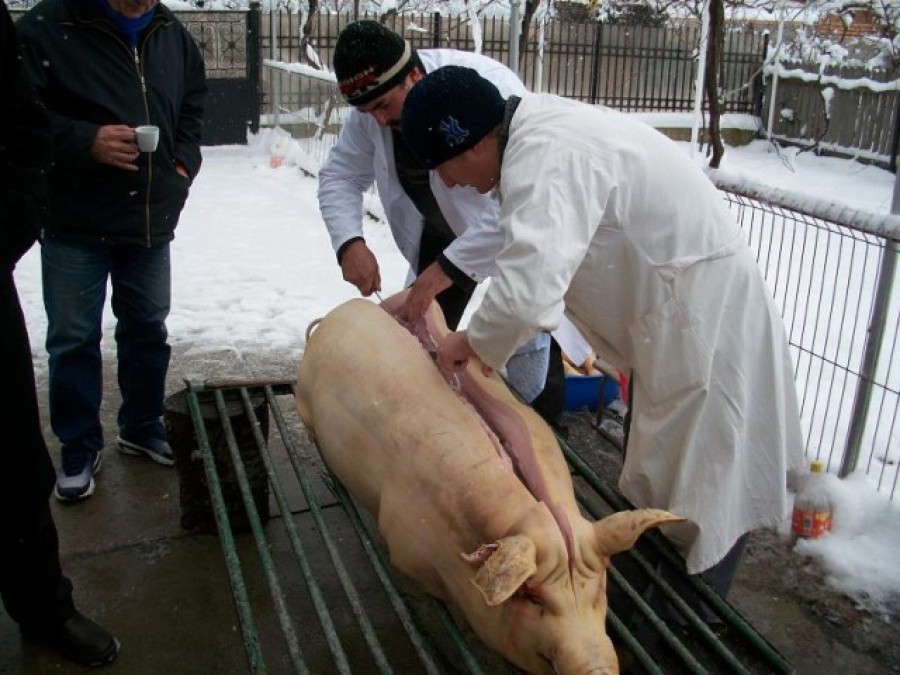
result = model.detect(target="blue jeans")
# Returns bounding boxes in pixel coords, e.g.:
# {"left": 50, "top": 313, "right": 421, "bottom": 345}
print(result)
{"left": 41, "top": 238, "right": 172, "bottom": 451}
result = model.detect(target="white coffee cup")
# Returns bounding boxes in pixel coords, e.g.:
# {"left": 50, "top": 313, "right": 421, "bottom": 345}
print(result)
{"left": 135, "top": 125, "right": 159, "bottom": 153}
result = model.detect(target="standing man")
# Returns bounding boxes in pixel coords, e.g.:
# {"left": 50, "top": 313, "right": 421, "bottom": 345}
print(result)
{"left": 17, "top": 0, "right": 207, "bottom": 501}
{"left": 403, "top": 66, "right": 804, "bottom": 602}
{"left": 319, "top": 20, "right": 566, "bottom": 425}
{"left": 1, "top": 0, "right": 118, "bottom": 664}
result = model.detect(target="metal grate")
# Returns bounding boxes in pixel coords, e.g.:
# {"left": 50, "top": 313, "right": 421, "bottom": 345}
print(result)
{"left": 173, "top": 378, "right": 795, "bottom": 675}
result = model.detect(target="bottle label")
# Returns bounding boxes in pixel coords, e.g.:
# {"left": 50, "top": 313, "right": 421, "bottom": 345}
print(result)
{"left": 791, "top": 507, "right": 833, "bottom": 538}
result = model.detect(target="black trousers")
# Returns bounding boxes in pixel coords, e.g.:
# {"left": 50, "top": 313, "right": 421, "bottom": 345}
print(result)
{"left": 0, "top": 271, "right": 75, "bottom": 628}
{"left": 416, "top": 228, "right": 473, "bottom": 331}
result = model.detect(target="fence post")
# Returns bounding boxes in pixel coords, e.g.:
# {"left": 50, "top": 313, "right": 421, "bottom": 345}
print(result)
{"left": 247, "top": 2, "right": 261, "bottom": 135}
{"left": 841, "top": 181, "right": 899, "bottom": 477}
{"left": 752, "top": 32, "right": 768, "bottom": 119}
{"left": 689, "top": 1, "right": 710, "bottom": 156}
{"left": 508, "top": 0, "right": 520, "bottom": 73}
{"left": 432, "top": 11, "right": 441, "bottom": 48}
{"left": 765, "top": 3, "right": 786, "bottom": 143}
{"left": 589, "top": 23, "right": 602, "bottom": 104}
{"left": 889, "top": 95, "right": 900, "bottom": 174}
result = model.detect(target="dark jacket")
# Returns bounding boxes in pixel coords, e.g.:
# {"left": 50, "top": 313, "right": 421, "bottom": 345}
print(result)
{"left": 1, "top": 1, "right": 50, "bottom": 272}
{"left": 16, "top": 0, "right": 206, "bottom": 246}
{"left": 0, "top": 0, "right": 56, "bottom": 522}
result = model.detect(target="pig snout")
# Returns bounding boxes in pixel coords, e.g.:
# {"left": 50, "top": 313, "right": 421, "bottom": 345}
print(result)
{"left": 547, "top": 636, "right": 618, "bottom": 675}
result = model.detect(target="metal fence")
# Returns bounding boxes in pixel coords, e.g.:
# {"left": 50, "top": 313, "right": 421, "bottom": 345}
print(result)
{"left": 262, "top": 10, "right": 898, "bottom": 167}
{"left": 261, "top": 11, "right": 766, "bottom": 114}
{"left": 266, "top": 63, "right": 900, "bottom": 501}
{"left": 715, "top": 175, "right": 899, "bottom": 500}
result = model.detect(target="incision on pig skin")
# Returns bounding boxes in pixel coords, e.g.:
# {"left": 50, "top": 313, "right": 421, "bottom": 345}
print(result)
{"left": 379, "top": 300, "right": 578, "bottom": 572}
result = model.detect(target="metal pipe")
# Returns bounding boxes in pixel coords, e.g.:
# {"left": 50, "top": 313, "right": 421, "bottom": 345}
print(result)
{"left": 766, "top": 0, "right": 787, "bottom": 145}
{"left": 689, "top": 0, "right": 710, "bottom": 157}
{"left": 214, "top": 389, "right": 310, "bottom": 674}
{"left": 185, "top": 387, "right": 267, "bottom": 673}
{"left": 508, "top": 0, "right": 520, "bottom": 74}
{"left": 842, "top": 178, "right": 900, "bottom": 476}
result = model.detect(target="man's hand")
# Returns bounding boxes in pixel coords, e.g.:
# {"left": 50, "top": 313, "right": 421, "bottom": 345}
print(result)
{"left": 436, "top": 331, "right": 492, "bottom": 376}
{"left": 400, "top": 262, "right": 452, "bottom": 323}
{"left": 340, "top": 239, "right": 381, "bottom": 296}
{"left": 90, "top": 125, "right": 140, "bottom": 172}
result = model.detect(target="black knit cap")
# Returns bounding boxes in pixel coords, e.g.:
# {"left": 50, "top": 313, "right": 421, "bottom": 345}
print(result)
{"left": 401, "top": 66, "right": 506, "bottom": 169}
{"left": 333, "top": 20, "right": 418, "bottom": 106}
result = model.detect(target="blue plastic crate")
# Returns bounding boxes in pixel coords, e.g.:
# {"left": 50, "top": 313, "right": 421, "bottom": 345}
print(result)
{"left": 564, "top": 374, "right": 620, "bottom": 411}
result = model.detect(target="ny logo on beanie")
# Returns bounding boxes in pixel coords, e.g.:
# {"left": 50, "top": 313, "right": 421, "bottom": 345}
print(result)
{"left": 439, "top": 117, "right": 469, "bottom": 148}
{"left": 401, "top": 66, "right": 506, "bottom": 169}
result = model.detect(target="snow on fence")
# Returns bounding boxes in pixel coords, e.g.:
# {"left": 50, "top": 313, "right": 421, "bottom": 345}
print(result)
{"left": 263, "top": 62, "right": 900, "bottom": 501}
{"left": 763, "top": 64, "right": 900, "bottom": 168}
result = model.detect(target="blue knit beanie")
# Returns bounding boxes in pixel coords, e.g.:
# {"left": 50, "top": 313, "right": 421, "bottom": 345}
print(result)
{"left": 401, "top": 66, "right": 506, "bottom": 169}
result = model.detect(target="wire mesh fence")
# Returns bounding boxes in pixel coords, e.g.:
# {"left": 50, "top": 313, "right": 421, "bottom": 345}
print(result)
{"left": 722, "top": 186, "right": 899, "bottom": 499}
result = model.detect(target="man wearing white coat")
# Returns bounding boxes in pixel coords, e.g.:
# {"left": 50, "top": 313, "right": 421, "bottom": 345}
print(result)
{"left": 319, "top": 21, "right": 566, "bottom": 424}
{"left": 402, "top": 66, "right": 805, "bottom": 602}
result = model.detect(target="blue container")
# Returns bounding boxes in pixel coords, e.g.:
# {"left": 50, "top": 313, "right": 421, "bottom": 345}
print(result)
{"left": 564, "top": 374, "right": 620, "bottom": 411}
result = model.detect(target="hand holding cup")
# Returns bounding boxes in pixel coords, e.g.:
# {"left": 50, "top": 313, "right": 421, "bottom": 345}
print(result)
{"left": 135, "top": 125, "right": 159, "bottom": 153}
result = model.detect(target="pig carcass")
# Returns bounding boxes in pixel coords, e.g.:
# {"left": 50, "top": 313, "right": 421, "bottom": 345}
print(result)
{"left": 296, "top": 291, "right": 683, "bottom": 674}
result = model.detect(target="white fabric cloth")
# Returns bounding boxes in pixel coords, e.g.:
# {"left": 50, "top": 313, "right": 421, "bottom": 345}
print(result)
{"left": 466, "top": 93, "right": 805, "bottom": 573}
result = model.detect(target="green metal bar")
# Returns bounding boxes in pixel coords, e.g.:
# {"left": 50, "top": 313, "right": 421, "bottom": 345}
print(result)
{"left": 329, "top": 477, "right": 477, "bottom": 675}
{"left": 560, "top": 431, "right": 794, "bottom": 674}
{"left": 212, "top": 389, "right": 309, "bottom": 675}
{"left": 248, "top": 387, "right": 352, "bottom": 674}
{"left": 184, "top": 385, "right": 266, "bottom": 674}
{"left": 269, "top": 393, "right": 395, "bottom": 673}
{"left": 576, "top": 483, "right": 742, "bottom": 674}
{"left": 605, "top": 609, "right": 665, "bottom": 675}
{"left": 606, "top": 561, "right": 710, "bottom": 674}
{"left": 431, "top": 602, "right": 485, "bottom": 675}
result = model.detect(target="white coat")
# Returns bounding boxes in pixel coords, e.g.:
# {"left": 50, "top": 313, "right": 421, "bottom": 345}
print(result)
{"left": 467, "top": 94, "right": 805, "bottom": 573}
{"left": 318, "top": 49, "right": 526, "bottom": 282}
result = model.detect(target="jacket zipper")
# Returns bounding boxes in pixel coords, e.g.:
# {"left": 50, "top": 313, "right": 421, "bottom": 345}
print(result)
{"left": 136, "top": 21, "right": 167, "bottom": 248}
{"left": 133, "top": 44, "right": 153, "bottom": 247}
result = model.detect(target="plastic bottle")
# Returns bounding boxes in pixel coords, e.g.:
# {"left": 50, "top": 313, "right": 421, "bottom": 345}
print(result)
{"left": 791, "top": 460, "right": 833, "bottom": 539}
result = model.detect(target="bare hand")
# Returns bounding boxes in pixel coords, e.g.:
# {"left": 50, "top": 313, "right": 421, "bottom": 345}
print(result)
{"left": 90, "top": 124, "right": 140, "bottom": 172}
{"left": 340, "top": 240, "right": 381, "bottom": 296}
{"left": 399, "top": 262, "right": 452, "bottom": 323}
{"left": 436, "top": 331, "right": 490, "bottom": 375}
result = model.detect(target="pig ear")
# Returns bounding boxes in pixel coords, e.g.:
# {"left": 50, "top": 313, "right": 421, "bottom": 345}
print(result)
{"left": 467, "top": 535, "right": 537, "bottom": 606}
{"left": 594, "top": 509, "right": 685, "bottom": 557}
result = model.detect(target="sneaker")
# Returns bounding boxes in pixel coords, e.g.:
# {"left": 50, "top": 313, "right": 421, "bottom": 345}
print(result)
{"left": 116, "top": 425, "right": 174, "bottom": 466}
{"left": 23, "top": 610, "right": 120, "bottom": 667}
{"left": 54, "top": 447, "right": 101, "bottom": 502}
